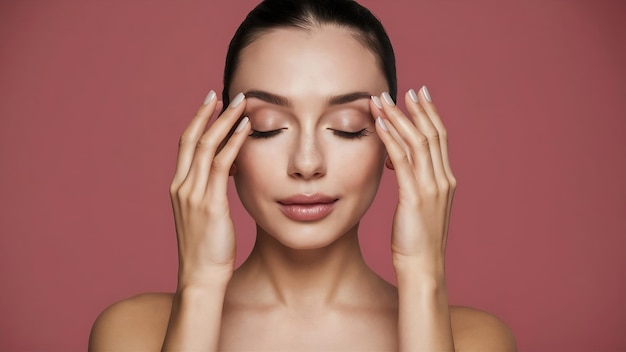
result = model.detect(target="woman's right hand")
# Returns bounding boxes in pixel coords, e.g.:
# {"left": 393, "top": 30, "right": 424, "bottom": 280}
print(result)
{"left": 169, "top": 90, "right": 250, "bottom": 289}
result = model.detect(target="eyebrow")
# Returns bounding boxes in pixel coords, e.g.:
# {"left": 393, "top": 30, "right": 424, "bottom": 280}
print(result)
{"left": 244, "top": 90, "right": 372, "bottom": 108}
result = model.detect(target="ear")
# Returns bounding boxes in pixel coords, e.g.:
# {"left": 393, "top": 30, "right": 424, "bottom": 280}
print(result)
{"left": 385, "top": 157, "right": 394, "bottom": 170}
{"left": 229, "top": 164, "right": 238, "bottom": 176}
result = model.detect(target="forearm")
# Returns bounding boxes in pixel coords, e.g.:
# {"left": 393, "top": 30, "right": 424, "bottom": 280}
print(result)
{"left": 161, "top": 279, "right": 229, "bottom": 352}
{"left": 394, "top": 255, "right": 455, "bottom": 352}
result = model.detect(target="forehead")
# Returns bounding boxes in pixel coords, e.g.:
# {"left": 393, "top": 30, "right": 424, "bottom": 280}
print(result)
{"left": 230, "top": 26, "right": 387, "bottom": 98}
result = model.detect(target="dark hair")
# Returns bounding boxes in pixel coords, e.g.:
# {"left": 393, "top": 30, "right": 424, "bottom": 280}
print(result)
{"left": 221, "top": 0, "right": 397, "bottom": 106}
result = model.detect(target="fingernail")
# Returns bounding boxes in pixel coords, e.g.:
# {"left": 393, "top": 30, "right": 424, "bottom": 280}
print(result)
{"left": 203, "top": 90, "right": 216, "bottom": 105}
{"left": 235, "top": 116, "right": 249, "bottom": 133}
{"left": 408, "top": 89, "right": 418, "bottom": 103}
{"left": 371, "top": 95, "right": 383, "bottom": 109}
{"left": 376, "top": 116, "right": 388, "bottom": 131}
{"left": 381, "top": 92, "right": 395, "bottom": 106}
{"left": 230, "top": 92, "right": 245, "bottom": 108}
{"left": 421, "top": 85, "right": 432, "bottom": 102}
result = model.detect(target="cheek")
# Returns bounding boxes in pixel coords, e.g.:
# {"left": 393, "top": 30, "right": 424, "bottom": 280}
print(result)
{"left": 233, "top": 141, "right": 282, "bottom": 189}
{"left": 233, "top": 146, "right": 268, "bottom": 215}
{"left": 335, "top": 141, "right": 386, "bottom": 190}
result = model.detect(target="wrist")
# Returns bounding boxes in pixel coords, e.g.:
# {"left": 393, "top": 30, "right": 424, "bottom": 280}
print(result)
{"left": 175, "top": 281, "right": 229, "bottom": 300}
{"left": 177, "top": 266, "right": 233, "bottom": 292}
{"left": 392, "top": 253, "right": 447, "bottom": 284}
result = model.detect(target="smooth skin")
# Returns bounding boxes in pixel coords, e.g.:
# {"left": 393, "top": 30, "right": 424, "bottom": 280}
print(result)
{"left": 89, "top": 26, "right": 516, "bottom": 351}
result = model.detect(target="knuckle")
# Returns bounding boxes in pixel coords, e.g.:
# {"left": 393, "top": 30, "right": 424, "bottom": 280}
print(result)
{"left": 194, "top": 199, "right": 211, "bottom": 215}
{"left": 185, "top": 192, "right": 204, "bottom": 208}
{"left": 415, "top": 134, "right": 429, "bottom": 148}
{"left": 439, "top": 128, "right": 448, "bottom": 140}
{"left": 438, "top": 180, "right": 450, "bottom": 193}
{"left": 425, "top": 129, "right": 440, "bottom": 142}
{"left": 196, "top": 137, "right": 216, "bottom": 150}
{"left": 449, "top": 175, "right": 458, "bottom": 189}
{"left": 175, "top": 183, "right": 192, "bottom": 200}
{"left": 211, "top": 156, "right": 230, "bottom": 172}
{"left": 398, "top": 152, "right": 411, "bottom": 166}
{"left": 178, "top": 134, "right": 193, "bottom": 147}
{"left": 387, "top": 151, "right": 409, "bottom": 170}
{"left": 169, "top": 184, "right": 179, "bottom": 198}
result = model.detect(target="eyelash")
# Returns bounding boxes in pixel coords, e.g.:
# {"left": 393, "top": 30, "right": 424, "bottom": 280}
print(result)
{"left": 248, "top": 128, "right": 371, "bottom": 139}
{"left": 331, "top": 128, "right": 371, "bottom": 139}
{"left": 248, "top": 129, "right": 285, "bottom": 139}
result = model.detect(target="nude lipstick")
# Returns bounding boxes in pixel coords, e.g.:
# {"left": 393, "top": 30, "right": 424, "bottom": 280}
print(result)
{"left": 277, "top": 194, "right": 338, "bottom": 222}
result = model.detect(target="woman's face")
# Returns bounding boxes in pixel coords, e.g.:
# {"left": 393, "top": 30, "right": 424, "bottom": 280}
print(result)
{"left": 230, "top": 26, "right": 388, "bottom": 249}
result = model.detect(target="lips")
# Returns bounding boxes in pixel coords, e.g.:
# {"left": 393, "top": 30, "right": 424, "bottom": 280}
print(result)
{"left": 277, "top": 194, "right": 338, "bottom": 221}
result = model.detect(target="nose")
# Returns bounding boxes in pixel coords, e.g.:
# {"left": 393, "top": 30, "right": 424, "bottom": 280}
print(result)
{"left": 287, "top": 131, "right": 326, "bottom": 180}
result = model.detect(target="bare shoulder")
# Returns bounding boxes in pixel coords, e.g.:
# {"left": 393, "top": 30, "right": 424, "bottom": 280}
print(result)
{"left": 88, "top": 292, "right": 174, "bottom": 352}
{"left": 450, "top": 305, "right": 517, "bottom": 352}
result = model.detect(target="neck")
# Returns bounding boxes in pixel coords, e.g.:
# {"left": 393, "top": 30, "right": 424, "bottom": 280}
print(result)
{"left": 232, "top": 223, "right": 376, "bottom": 310}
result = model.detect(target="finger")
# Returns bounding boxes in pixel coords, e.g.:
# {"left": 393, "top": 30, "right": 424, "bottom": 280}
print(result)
{"left": 417, "top": 86, "right": 455, "bottom": 184}
{"left": 373, "top": 115, "right": 419, "bottom": 198}
{"left": 171, "top": 90, "right": 218, "bottom": 190}
{"left": 170, "top": 91, "right": 220, "bottom": 241}
{"left": 417, "top": 86, "right": 457, "bottom": 245}
{"left": 405, "top": 88, "right": 447, "bottom": 187}
{"left": 370, "top": 97, "right": 410, "bottom": 162}
{"left": 183, "top": 92, "right": 247, "bottom": 195}
{"left": 205, "top": 116, "right": 251, "bottom": 199}
{"left": 378, "top": 92, "right": 436, "bottom": 190}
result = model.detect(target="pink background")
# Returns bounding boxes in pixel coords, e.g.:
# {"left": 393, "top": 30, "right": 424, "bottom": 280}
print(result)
{"left": 1, "top": 0, "right": 625, "bottom": 351}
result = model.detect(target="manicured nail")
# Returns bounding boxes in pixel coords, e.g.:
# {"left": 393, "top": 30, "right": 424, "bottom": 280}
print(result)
{"left": 421, "top": 85, "right": 432, "bottom": 102}
{"left": 408, "top": 89, "right": 418, "bottom": 103}
{"left": 235, "top": 116, "right": 249, "bottom": 133}
{"left": 381, "top": 92, "right": 395, "bottom": 106}
{"left": 376, "top": 116, "right": 388, "bottom": 131}
{"left": 230, "top": 92, "right": 245, "bottom": 108}
{"left": 203, "top": 90, "right": 216, "bottom": 105}
{"left": 371, "top": 95, "right": 383, "bottom": 109}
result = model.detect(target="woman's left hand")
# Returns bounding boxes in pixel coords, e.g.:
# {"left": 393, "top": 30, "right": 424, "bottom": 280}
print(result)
{"left": 371, "top": 86, "right": 456, "bottom": 273}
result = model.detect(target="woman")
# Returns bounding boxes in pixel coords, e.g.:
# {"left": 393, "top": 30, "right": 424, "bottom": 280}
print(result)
{"left": 89, "top": 0, "right": 516, "bottom": 350}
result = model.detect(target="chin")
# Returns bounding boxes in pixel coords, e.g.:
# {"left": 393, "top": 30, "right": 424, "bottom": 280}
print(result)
{"left": 257, "top": 220, "right": 358, "bottom": 251}
{"left": 273, "top": 234, "right": 340, "bottom": 251}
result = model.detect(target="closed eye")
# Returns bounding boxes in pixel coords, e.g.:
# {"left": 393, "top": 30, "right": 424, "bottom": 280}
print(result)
{"left": 330, "top": 128, "right": 371, "bottom": 139}
{"left": 248, "top": 128, "right": 286, "bottom": 139}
